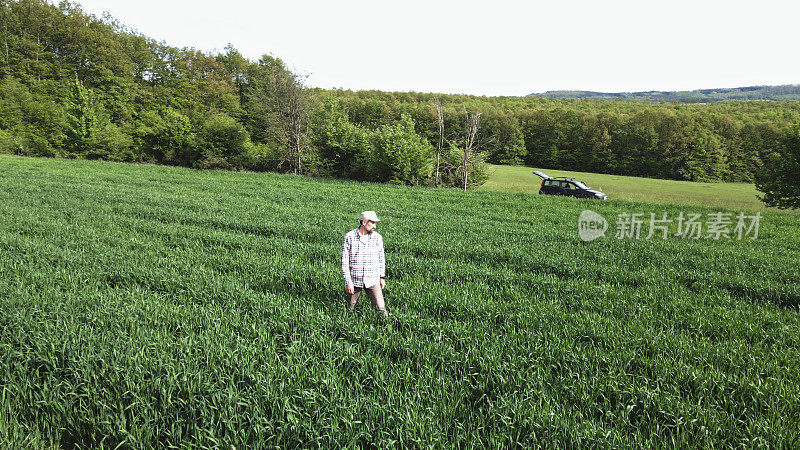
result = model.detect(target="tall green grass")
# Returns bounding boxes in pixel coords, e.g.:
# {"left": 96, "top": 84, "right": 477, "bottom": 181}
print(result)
{"left": 1, "top": 155, "right": 798, "bottom": 447}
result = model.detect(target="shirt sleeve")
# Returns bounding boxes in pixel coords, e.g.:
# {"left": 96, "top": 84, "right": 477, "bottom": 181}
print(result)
{"left": 341, "top": 234, "right": 352, "bottom": 286}
{"left": 378, "top": 234, "right": 385, "bottom": 278}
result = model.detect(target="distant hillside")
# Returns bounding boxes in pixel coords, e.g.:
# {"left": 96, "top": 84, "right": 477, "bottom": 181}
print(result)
{"left": 528, "top": 85, "right": 800, "bottom": 102}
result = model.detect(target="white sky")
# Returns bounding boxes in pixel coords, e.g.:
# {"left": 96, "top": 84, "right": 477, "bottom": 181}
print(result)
{"left": 74, "top": 0, "right": 800, "bottom": 97}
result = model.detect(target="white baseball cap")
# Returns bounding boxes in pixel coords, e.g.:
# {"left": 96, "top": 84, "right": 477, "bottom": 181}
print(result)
{"left": 360, "top": 211, "right": 380, "bottom": 222}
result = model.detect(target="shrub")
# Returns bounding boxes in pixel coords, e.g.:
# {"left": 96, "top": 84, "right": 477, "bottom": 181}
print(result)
{"left": 438, "top": 143, "right": 489, "bottom": 189}
{"left": 138, "top": 108, "right": 198, "bottom": 166}
{"left": 366, "top": 114, "right": 433, "bottom": 186}
{"left": 235, "top": 142, "right": 285, "bottom": 172}
{"left": 0, "top": 130, "right": 55, "bottom": 157}
{"left": 197, "top": 114, "right": 251, "bottom": 165}
{"left": 311, "top": 96, "right": 371, "bottom": 179}
{"left": 87, "top": 123, "right": 133, "bottom": 161}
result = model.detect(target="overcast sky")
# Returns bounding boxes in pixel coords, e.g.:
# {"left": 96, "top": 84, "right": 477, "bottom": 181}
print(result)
{"left": 74, "top": 0, "right": 800, "bottom": 97}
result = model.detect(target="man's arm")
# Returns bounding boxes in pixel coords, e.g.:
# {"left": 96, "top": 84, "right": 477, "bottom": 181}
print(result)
{"left": 378, "top": 234, "right": 386, "bottom": 288}
{"left": 341, "top": 234, "right": 353, "bottom": 289}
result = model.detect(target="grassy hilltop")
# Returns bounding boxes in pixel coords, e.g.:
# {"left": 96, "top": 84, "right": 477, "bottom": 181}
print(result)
{"left": 1, "top": 155, "right": 798, "bottom": 447}
{"left": 482, "top": 164, "right": 784, "bottom": 212}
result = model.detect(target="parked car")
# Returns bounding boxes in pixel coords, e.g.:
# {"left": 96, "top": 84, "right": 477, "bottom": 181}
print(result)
{"left": 533, "top": 171, "right": 608, "bottom": 199}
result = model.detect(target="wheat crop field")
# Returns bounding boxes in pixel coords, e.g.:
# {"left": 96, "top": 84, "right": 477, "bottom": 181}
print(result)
{"left": 1, "top": 155, "right": 798, "bottom": 447}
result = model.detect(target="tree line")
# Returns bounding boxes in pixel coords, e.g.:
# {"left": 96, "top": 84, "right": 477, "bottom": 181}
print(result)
{"left": 1, "top": 0, "right": 799, "bottom": 195}
{"left": 323, "top": 90, "right": 800, "bottom": 183}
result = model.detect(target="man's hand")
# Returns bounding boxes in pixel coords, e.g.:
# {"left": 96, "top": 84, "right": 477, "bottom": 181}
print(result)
{"left": 345, "top": 284, "right": 355, "bottom": 295}
{"left": 379, "top": 278, "right": 386, "bottom": 290}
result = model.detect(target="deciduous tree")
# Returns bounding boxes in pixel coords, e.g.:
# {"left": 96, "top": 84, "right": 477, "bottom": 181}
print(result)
{"left": 243, "top": 55, "right": 310, "bottom": 174}
{"left": 63, "top": 75, "right": 96, "bottom": 157}
{"left": 756, "top": 127, "right": 800, "bottom": 209}
{"left": 461, "top": 110, "right": 481, "bottom": 191}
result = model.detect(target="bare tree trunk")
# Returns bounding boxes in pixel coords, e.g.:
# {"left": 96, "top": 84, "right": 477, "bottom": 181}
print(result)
{"left": 463, "top": 111, "right": 481, "bottom": 191}
{"left": 434, "top": 96, "right": 444, "bottom": 187}
{"left": 297, "top": 95, "right": 309, "bottom": 175}
{"left": 296, "top": 133, "right": 301, "bottom": 175}
{"left": 290, "top": 91, "right": 309, "bottom": 175}
{"left": 293, "top": 113, "right": 303, "bottom": 175}
{"left": 275, "top": 75, "right": 309, "bottom": 175}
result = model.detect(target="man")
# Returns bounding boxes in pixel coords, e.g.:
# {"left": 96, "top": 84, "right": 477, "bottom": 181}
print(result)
{"left": 341, "top": 211, "right": 387, "bottom": 316}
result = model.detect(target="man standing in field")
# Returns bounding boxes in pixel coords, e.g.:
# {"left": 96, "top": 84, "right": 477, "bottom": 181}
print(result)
{"left": 341, "top": 211, "right": 387, "bottom": 317}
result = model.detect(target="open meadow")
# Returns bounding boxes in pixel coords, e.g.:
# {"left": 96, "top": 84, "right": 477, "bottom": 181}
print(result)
{"left": 482, "top": 164, "right": 786, "bottom": 213}
{"left": 1, "top": 155, "right": 799, "bottom": 447}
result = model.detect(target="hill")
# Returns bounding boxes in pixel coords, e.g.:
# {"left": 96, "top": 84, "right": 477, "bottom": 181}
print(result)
{"left": 1, "top": 156, "right": 798, "bottom": 447}
{"left": 529, "top": 84, "right": 800, "bottom": 102}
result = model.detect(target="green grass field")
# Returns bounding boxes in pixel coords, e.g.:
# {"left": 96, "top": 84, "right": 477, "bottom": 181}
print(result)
{"left": 482, "top": 164, "right": 788, "bottom": 213}
{"left": 1, "top": 155, "right": 799, "bottom": 447}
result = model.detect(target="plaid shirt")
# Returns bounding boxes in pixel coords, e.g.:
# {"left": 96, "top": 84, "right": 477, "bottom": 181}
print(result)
{"left": 341, "top": 228, "right": 385, "bottom": 288}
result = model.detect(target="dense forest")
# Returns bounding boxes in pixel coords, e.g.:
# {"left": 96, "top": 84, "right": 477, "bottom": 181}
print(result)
{"left": 531, "top": 85, "right": 800, "bottom": 102}
{"left": 2, "top": 0, "right": 800, "bottom": 187}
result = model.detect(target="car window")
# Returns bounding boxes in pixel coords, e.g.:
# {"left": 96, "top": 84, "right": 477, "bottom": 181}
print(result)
{"left": 574, "top": 181, "right": 588, "bottom": 189}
